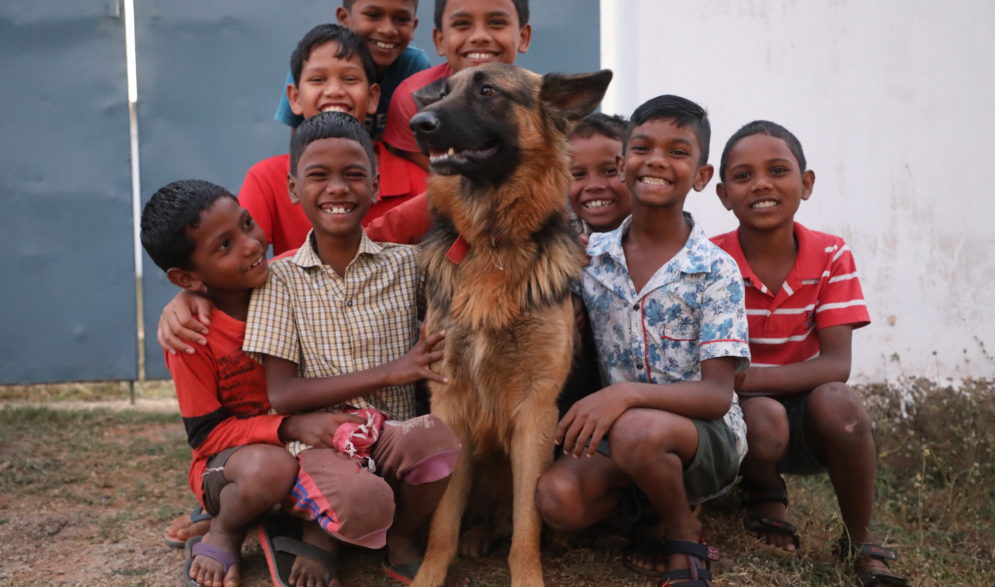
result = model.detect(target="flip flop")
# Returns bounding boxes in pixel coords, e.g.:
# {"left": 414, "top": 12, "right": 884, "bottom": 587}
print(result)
{"left": 258, "top": 512, "right": 337, "bottom": 587}
{"left": 183, "top": 536, "right": 239, "bottom": 587}
{"left": 382, "top": 550, "right": 422, "bottom": 584}
{"left": 165, "top": 506, "right": 213, "bottom": 549}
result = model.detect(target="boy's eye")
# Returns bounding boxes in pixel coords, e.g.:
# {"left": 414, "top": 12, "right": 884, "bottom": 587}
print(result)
{"left": 733, "top": 171, "right": 750, "bottom": 181}
{"left": 394, "top": 15, "right": 413, "bottom": 25}
{"left": 362, "top": 10, "right": 382, "bottom": 19}
{"left": 218, "top": 238, "right": 231, "bottom": 251}
{"left": 630, "top": 144, "right": 649, "bottom": 153}
{"left": 570, "top": 170, "right": 586, "bottom": 180}
{"left": 451, "top": 19, "right": 471, "bottom": 29}
{"left": 670, "top": 149, "right": 688, "bottom": 157}
{"left": 488, "top": 18, "right": 508, "bottom": 28}
{"left": 771, "top": 166, "right": 789, "bottom": 175}
{"left": 603, "top": 166, "right": 618, "bottom": 177}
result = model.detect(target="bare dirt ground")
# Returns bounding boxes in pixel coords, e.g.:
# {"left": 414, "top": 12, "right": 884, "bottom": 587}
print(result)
{"left": 1, "top": 379, "right": 993, "bottom": 586}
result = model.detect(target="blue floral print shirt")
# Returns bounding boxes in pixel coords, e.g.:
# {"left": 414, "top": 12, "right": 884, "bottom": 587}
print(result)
{"left": 580, "top": 213, "right": 751, "bottom": 461}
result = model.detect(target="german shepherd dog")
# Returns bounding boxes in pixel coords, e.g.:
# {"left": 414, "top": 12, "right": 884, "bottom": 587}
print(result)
{"left": 408, "top": 63, "right": 612, "bottom": 587}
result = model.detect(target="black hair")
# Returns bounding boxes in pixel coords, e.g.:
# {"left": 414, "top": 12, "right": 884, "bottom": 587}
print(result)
{"left": 290, "top": 111, "right": 377, "bottom": 176}
{"left": 719, "top": 120, "right": 807, "bottom": 182}
{"left": 569, "top": 112, "right": 628, "bottom": 142}
{"left": 625, "top": 94, "right": 711, "bottom": 166}
{"left": 343, "top": 0, "right": 419, "bottom": 9}
{"left": 290, "top": 23, "right": 376, "bottom": 87}
{"left": 140, "top": 180, "right": 236, "bottom": 272}
{"left": 434, "top": 0, "right": 529, "bottom": 30}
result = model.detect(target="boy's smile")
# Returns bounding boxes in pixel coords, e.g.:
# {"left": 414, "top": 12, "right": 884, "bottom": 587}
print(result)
{"left": 186, "top": 198, "right": 269, "bottom": 292}
{"left": 290, "top": 137, "right": 379, "bottom": 242}
{"left": 623, "top": 118, "right": 712, "bottom": 209}
{"left": 568, "top": 134, "right": 631, "bottom": 231}
{"left": 289, "top": 40, "right": 381, "bottom": 120}
{"left": 338, "top": 0, "right": 418, "bottom": 74}
{"left": 716, "top": 133, "right": 814, "bottom": 231}
{"left": 433, "top": 0, "right": 532, "bottom": 73}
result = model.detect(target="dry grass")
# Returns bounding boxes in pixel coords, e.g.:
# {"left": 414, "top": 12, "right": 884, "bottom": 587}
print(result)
{"left": 0, "top": 379, "right": 992, "bottom": 585}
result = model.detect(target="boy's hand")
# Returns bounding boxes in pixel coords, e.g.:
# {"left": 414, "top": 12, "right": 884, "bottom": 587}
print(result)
{"left": 157, "top": 291, "right": 213, "bottom": 355}
{"left": 556, "top": 383, "right": 631, "bottom": 458}
{"left": 383, "top": 325, "right": 448, "bottom": 387}
{"left": 280, "top": 412, "right": 365, "bottom": 448}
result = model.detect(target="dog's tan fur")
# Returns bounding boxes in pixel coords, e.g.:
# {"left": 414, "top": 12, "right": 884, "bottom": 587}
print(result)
{"left": 410, "top": 64, "right": 611, "bottom": 587}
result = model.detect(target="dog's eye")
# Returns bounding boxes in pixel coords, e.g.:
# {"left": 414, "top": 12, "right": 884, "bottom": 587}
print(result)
{"left": 479, "top": 85, "right": 496, "bottom": 97}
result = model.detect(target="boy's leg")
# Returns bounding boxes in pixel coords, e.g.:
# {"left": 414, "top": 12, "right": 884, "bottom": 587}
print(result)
{"left": 535, "top": 451, "right": 630, "bottom": 531}
{"left": 190, "top": 444, "right": 298, "bottom": 587}
{"left": 739, "top": 396, "right": 797, "bottom": 553}
{"left": 373, "top": 415, "right": 462, "bottom": 575}
{"left": 805, "top": 382, "right": 901, "bottom": 581}
{"left": 607, "top": 408, "right": 714, "bottom": 578}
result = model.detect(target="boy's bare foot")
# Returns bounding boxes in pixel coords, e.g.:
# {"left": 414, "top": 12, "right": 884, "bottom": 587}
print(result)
{"left": 289, "top": 522, "right": 340, "bottom": 587}
{"left": 165, "top": 509, "right": 211, "bottom": 548}
{"left": 187, "top": 531, "right": 241, "bottom": 587}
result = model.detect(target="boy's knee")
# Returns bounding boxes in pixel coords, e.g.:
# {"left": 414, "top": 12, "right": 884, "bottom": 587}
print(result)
{"left": 392, "top": 415, "right": 462, "bottom": 485}
{"left": 327, "top": 475, "right": 396, "bottom": 548}
{"left": 808, "top": 382, "right": 871, "bottom": 437}
{"left": 535, "top": 471, "right": 585, "bottom": 531}
{"left": 743, "top": 397, "right": 789, "bottom": 455}
{"left": 237, "top": 445, "right": 299, "bottom": 499}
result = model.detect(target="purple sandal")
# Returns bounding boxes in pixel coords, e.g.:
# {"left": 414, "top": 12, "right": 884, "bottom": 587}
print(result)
{"left": 183, "top": 536, "right": 239, "bottom": 587}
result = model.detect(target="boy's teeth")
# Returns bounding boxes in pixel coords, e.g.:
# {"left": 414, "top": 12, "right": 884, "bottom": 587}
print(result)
{"left": 372, "top": 40, "right": 398, "bottom": 49}
{"left": 321, "top": 205, "right": 353, "bottom": 214}
{"left": 751, "top": 200, "right": 778, "bottom": 209}
{"left": 583, "top": 199, "right": 612, "bottom": 209}
{"left": 640, "top": 177, "right": 672, "bottom": 186}
{"left": 466, "top": 52, "right": 497, "bottom": 60}
{"left": 322, "top": 105, "right": 348, "bottom": 113}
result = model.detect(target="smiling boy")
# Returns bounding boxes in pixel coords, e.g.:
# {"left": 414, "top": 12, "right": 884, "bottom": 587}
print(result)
{"left": 382, "top": 0, "right": 532, "bottom": 170}
{"left": 535, "top": 95, "right": 750, "bottom": 586}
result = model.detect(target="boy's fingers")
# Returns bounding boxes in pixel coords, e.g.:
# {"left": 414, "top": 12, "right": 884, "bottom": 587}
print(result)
{"left": 424, "top": 350, "right": 445, "bottom": 364}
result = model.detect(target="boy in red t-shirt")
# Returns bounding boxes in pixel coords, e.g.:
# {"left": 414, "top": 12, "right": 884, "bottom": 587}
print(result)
{"left": 141, "top": 180, "right": 363, "bottom": 587}
{"left": 711, "top": 121, "right": 906, "bottom": 587}
{"left": 239, "top": 24, "right": 427, "bottom": 256}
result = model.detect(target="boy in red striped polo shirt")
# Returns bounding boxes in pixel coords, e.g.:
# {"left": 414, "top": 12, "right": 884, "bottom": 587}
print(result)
{"left": 712, "top": 121, "right": 906, "bottom": 587}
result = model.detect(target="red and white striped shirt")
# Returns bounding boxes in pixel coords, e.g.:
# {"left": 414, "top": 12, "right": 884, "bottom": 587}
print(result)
{"left": 711, "top": 223, "right": 870, "bottom": 367}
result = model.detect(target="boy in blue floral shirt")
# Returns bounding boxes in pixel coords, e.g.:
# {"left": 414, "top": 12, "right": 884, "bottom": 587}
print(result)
{"left": 536, "top": 95, "right": 750, "bottom": 587}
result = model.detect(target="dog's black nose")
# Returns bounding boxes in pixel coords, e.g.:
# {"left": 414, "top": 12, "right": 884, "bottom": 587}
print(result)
{"left": 410, "top": 111, "right": 440, "bottom": 135}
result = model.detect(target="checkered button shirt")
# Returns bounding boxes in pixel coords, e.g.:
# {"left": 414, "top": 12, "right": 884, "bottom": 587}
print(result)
{"left": 243, "top": 230, "right": 421, "bottom": 421}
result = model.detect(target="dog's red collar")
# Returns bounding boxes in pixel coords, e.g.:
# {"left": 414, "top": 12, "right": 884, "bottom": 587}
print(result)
{"left": 445, "top": 235, "right": 470, "bottom": 264}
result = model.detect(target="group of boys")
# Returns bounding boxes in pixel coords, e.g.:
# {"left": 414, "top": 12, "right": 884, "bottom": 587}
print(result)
{"left": 141, "top": 1, "right": 906, "bottom": 586}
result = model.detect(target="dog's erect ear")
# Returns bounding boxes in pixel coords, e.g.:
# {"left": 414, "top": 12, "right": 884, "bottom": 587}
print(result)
{"left": 540, "top": 69, "right": 613, "bottom": 122}
{"left": 413, "top": 78, "right": 448, "bottom": 111}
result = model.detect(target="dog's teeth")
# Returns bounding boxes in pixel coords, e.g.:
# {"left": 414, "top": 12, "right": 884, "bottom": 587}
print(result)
{"left": 448, "top": 147, "right": 455, "bottom": 156}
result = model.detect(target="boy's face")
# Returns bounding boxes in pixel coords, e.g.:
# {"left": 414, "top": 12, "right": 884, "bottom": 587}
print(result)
{"left": 621, "top": 118, "right": 713, "bottom": 210}
{"left": 288, "top": 40, "right": 381, "bottom": 120}
{"left": 337, "top": 0, "right": 418, "bottom": 73}
{"left": 568, "top": 134, "right": 631, "bottom": 232}
{"left": 433, "top": 0, "right": 532, "bottom": 73}
{"left": 174, "top": 198, "right": 268, "bottom": 293}
{"left": 289, "top": 137, "right": 379, "bottom": 241}
{"left": 716, "top": 133, "right": 814, "bottom": 232}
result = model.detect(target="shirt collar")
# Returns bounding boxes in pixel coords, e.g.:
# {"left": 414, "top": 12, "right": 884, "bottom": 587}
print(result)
{"left": 588, "top": 212, "right": 711, "bottom": 275}
{"left": 291, "top": 229, "right": 384, "bottom": 269}
{"left": 722, "top": 222, "right": 824, "bottom": 294}
{"left": 376, "top": 141, "right": 419, "bottom": 199}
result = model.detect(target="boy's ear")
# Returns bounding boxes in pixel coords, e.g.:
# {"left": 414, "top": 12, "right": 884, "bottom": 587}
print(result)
{"left": 288, "top": 83, "right": 303, "bottom": 117}
{"left": 370, "top": 173, "right": 381, "bottom": 204}
{"left": 801, "top": 169, "right": 815, "bottom": 201}
{"left": 715, "top": 181, "right": 733, "bottom": 210}
{"left": 517, "top": 23, "right": 533, "bottom": 54}
{"left": 692, "top": 164, "right": 714, "bottom": 192}
{"left": 166, "top": 267, "right": 206, "bottom": 293}
{"left": 615, "top": 153, "right": 625, "bottom": 179}
{"left": 540, "top": 70, "right": 613, "bottom": 123}
{"left": 432, "top": 28, "right": 445, "bottom": 57}
{"left": 287, "top": 173, "right": 300, "bottom": 205}
{"left": 335, "top": 5, "right": 350, "bottom": 26}
{"left": 367, "top": 82, "right": 382, "bottom": 117}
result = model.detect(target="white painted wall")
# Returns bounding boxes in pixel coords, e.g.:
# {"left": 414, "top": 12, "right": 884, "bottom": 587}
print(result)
{"left": 600, "top": 0, "right": 995, "bottom": 384}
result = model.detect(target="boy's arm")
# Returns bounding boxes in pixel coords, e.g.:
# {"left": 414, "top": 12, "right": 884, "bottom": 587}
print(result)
{"left": 262, "top": 325, "right": 447, "bottom": 414}
{"left": 735, "top": 324, "right": 853, "bottom": 396}
{"left": 558, "top": 356, "right": 736, "bottom": 458}
{"left": 364, "top": 191, "right": 431, "bottom": 243}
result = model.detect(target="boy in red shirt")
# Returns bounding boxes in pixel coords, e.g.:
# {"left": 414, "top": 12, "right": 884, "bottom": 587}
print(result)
{"left": 711, "top": 120, "right": 906, "bottom": 587}
{"left": 141, "top": 180, "right": 362, "bottom": 587}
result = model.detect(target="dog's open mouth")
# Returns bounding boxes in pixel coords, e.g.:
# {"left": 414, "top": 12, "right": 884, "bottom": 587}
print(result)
{"left": 427, "top": 143, "right": 500, "bottom": 172}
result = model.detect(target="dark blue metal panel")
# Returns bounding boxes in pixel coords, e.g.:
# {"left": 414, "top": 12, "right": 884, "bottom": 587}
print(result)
{"left": 135, "top": 1, "right": 330, "bottom": 378}
{"left": 410, "top": 0, "right": 601, "bottom": 74}
{"left": 0, "top": 0, "right": 136, "bottom": 383}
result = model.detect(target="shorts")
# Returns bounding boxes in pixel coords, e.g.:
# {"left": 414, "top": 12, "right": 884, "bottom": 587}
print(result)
{"left": 776, "top": 395, "right": 826, "bottom": 475}
{"left": 200, "top": 446, "right": 240, "bottom": 517}
{"left": 286, "top": 414, "right": 460, "bottom": 549}
{"left": 598, "top": 417, "right": 740, "bottom": 515}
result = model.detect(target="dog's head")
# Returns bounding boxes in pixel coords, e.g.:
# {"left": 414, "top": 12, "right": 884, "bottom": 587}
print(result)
{"left": 410, "top": 64, "right": 613, "bottom": 186}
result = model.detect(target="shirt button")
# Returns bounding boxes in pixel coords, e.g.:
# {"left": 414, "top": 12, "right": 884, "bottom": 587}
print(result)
{"left": 346, "top": 300, "right": 353, "bottom": 307}
{"left": 632, "top": 303, "right": 639, "bottom": 310}
{"left": 635, "top": 363, "right": 643, "bottom": 370}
